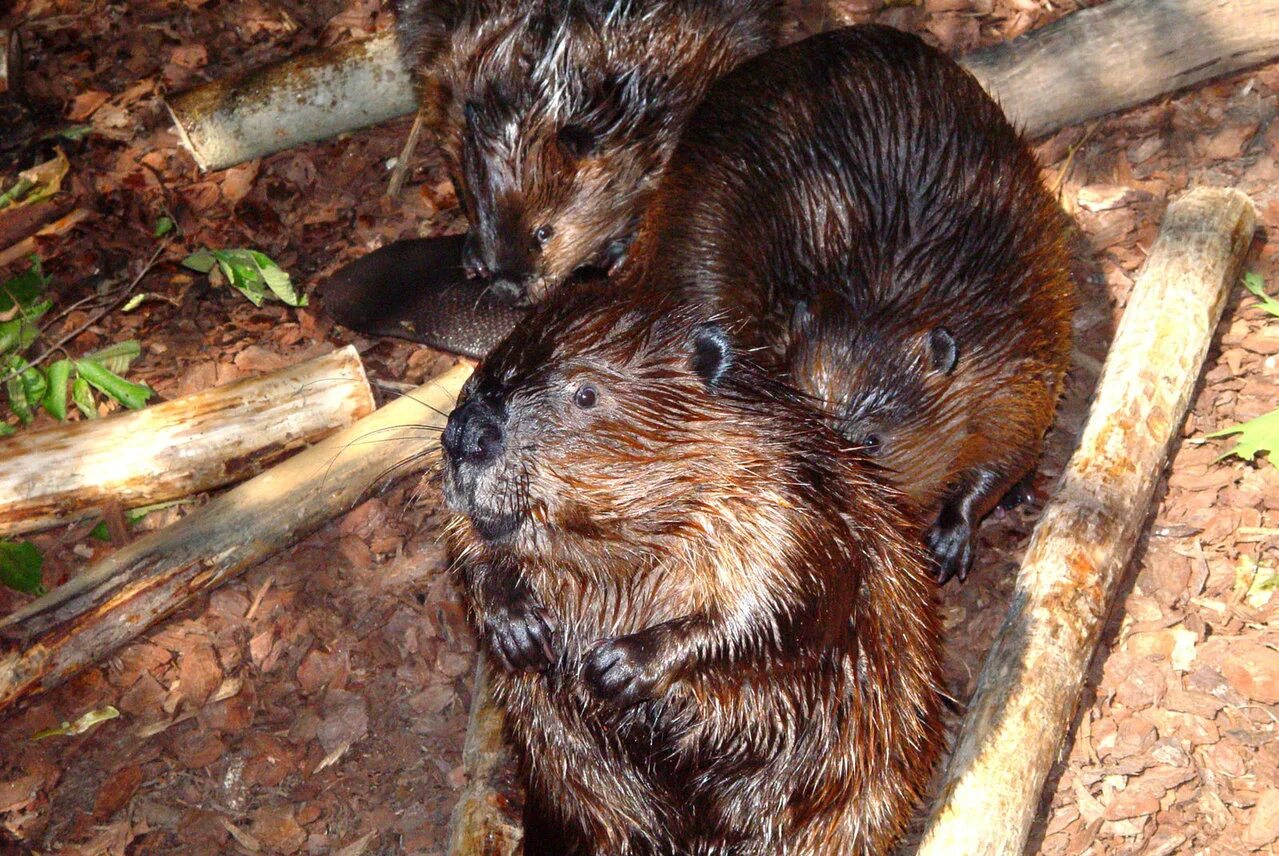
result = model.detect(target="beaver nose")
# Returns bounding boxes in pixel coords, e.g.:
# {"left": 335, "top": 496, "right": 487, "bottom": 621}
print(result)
{"left": 443, "top": 397, "right": 505, "bottom": 465}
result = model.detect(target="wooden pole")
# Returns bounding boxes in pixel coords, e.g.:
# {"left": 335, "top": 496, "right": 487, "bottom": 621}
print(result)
{"left": 916, "top": 187, "right": 1256, "bottom": 855}
{"left": 965, "top": 0, "right": 1279, "bottom": 139}
{"left": 0, "top": 363, "right": 472, "bottom": 714}
{"left": 447, "top": 662, "right": 523, "bottom": 856}
{"left": 0, "top": 346, "right": 375, "bottom": 539}
{"left": 164, "top": 33, "right": 416, "bottom": 173}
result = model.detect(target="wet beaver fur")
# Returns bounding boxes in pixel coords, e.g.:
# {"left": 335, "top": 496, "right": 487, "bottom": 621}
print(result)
{"left": 440, "top": 285, "right": 943, "bottom": 855}
{"left": 394, "top": 0, "right": 780, "bottom": 304}
{"left": 619, "top": 24, "right": 1076, "bottom": 583}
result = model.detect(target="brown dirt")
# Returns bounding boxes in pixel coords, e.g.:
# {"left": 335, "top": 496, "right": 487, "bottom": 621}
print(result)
{"left": 0, "top": 0, "right": 1276, "bottom": 853}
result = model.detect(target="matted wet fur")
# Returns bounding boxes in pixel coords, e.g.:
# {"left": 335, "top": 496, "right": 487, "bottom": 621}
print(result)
{"left": 620, "top": 25, "right": 1076, "bottom": 583}
{"left": 394, "top": 0, "right": 780, "bottom": 303}
{"left": 440, "top": 285, "right": 943, "bottom": 855}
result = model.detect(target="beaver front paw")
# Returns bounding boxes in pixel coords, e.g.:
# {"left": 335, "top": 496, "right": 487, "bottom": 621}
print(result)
{"left": 582, "top": 632, "right": 674, "bottom": 709}
{"left": 926, "top": 519, "right": 975, "bottom": 585}
{"left": 483, "top": 589, "right": 558, "bottom": 673}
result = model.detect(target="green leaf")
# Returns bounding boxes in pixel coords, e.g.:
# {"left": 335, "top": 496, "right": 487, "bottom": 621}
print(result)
{"left": 181, "top": 250, "right": 217, "bottom": 274}
{"left": 1242, "top": 272, "right": 1279, "bottom": 318}
{"left": 1208, "top": 407, "right": 1279, "bottom": 469}
{"left": 42, "top": 359, "right": 73, "bottom": 420}
{"left": 90, "top": 521, "right": 111, "bottom": 541}
{"left": 74, "top": 358, "right": 154, "bottom": 411}
{"left": 0, "top": 421, "right": 13, "bottom": 437}
{"left": 183, "top": 248, "right": 304, "bottom": 307}
{"left": 249, "top": 250, "right": 307, "bottom": 307}
{"left": 154, "top": 216, "right": 175, "bottom": 238}
{"left": 32, "top": 706, "right": 120, "bottom": 741}
{"left": 0, "top": 540, "right": 45, "bottom": 596}
{"left": 5, "top": 356, "right": 46, "bottom": 424}
{"left": 0, "top": 260, "right": 53, "bottom": 356}
{"left": 121, "top": 294, "right": 146, "bottom": 312}
{"left": 72, "top": 376, "right": 97, "bottom": 419}
{"left": 41, "top": 124, "right": 94, "bottom": 142}
{"left": 84, "top": 340, "right": 142, "bottom": 374}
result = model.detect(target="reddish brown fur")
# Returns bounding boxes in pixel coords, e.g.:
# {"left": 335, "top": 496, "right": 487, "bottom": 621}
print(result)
{"left": 617, "top": 25, "right": 1076, "bottom": 581}
{"left": 441, "top": 286, "right": 943, "bottom": 854}
{"left": 395, "top": 0, "right": 779, "bottom": 302}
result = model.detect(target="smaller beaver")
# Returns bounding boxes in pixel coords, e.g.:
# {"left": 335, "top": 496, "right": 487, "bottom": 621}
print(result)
{"left": 394, "top": 0, "right": 780, "bottom": 303}
{"left": 621, "top": 25, "right": 1076, "bottom": 583}
{"left": 441, "top": 285, "right": 943, "bottom": 855}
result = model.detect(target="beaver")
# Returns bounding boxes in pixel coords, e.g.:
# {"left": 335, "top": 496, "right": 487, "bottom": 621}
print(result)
{"left": 393, "top": 0, "right": 780, "bottom": 304}
{"left": 613, "top": 24, "right": 1076, "bottom": 583}
{"left": 440, "top": 284, "right": 943, "bottom": 855}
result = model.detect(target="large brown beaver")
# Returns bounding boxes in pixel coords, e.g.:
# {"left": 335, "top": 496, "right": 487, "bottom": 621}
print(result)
{"left": 440, "top": 285, "right": 943, "bottom": 855}
{"left": 617, "top": 24, "right": 1076, "bottom": 583}
{"left": 393, "top": 0, "right": 780, "bottom": 304}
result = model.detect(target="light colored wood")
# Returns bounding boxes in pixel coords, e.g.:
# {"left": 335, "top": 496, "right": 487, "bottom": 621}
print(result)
{"left": 164, "top": 33, "right": 416, "bottom": 173}
{"left": 0, "top": 346, "right": 375, "bottom": 538}
{"left": 448, "top": 661, "right": 523, "bottom": 856}
{"left": 916, "top": 187, "right": 1256, "bottom": 856}
{"left": 0, "top": 362, "right": 472, "bottom": 713}
{"left": 0, "top": 29, "right": 20, "bottom": 97}
{"left": 962, "top": 0, "right": 1279, "bottom": 138}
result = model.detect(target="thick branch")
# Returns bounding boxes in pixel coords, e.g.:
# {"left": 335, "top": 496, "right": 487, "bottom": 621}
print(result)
{"left": 916, "top": 187, "right": 1256, "bottom": 855}
{"left": 965, "top": 0, "right": 1279, "bottom": 138}
{"left": 165, "top": 32, "right": 416, "bottom": 172}
{"left": 0, "top": 346, "right": 374, "bottom": 538}
{"left": 448, "top": 661, "right": 523, "bottom": 856}
{"left": 0, "top": 363, "right": 472, "bottom": 713}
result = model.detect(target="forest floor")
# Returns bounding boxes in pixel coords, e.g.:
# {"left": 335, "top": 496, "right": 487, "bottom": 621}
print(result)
{"left": 1, "top": 0, "right": 1277, "bottom": 854}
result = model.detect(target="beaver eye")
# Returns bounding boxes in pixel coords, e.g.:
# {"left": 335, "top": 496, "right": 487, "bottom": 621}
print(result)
{"left": 574, "top": 384, "right": 598, "bottom": 409}
{"left": 863, "top": 434, "right": 882, "bottom": 453}
{"left": 534, "top": 225, "right": 554, "bottom": 249}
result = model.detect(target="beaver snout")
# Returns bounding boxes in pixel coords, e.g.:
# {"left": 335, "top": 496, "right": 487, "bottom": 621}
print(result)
{"left": 442, "top": 396, "right": 506, "bottom": 466}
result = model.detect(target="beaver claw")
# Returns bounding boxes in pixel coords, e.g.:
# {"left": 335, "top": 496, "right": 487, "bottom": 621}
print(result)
{"left": 582, "top": 633, "right": 671, "bottom": 709}
{"left": 926, "top": 521, "right": 974, "bottom": 585}
{"left": 483, "top": 591, "right": 558, "bottom": 673}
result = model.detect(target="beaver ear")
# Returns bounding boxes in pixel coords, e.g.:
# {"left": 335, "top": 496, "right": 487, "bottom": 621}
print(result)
{"left": 557, "top": 124, "right": 598, "bottom": 159}
{"left": 926, "top": 327, "right": 959, "bottom": 375}
{"left": 691, "top": 322, "right": 733, "bottom": 389}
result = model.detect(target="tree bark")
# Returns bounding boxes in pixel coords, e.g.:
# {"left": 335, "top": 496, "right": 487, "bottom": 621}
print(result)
{"left": 0, "top": 346, "right": 375, "bottom": 539}
{"left": 916, "top": 187, "right": 1256, "bottom": 856}
{"left": 965, "top": 0, "right": 1279, "bottom": 139}
{"left": 164, "top": 32, "right": 416, "bottom": 172}
{"left": 0, "top": 362, "right": 472, "bottom": 714}
{"left": 448, "top": 661, "right": 523, "bottom": 856}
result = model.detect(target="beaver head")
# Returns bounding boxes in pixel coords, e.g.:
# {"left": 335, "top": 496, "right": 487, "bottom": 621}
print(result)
{"left": 440, "top": 288, "right": 753, "bottom": 564}
{"left": 401, "top": 0, "right": 779, "bottom": 305}
{"left": 786, "top": 295, "right": 966, "bottom": 508}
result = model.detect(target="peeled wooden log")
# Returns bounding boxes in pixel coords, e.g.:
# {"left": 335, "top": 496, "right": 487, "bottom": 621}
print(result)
{"left": 164, "top": 1, "right": 1279, "bottom": 174}
{"left": 916, "top": 187, "right": 1256, "bottom": 855}
{"left": 0, "top": 346, "right": 375, "bottom": 539}
{"left": 448, "top": 661, "right": 522, "bottom": 856}
{"left": 0, "top": 29, "right": 20, "bottom": 98}
{"left": 165, "top": 32, "right": 416, "bottom": 172}
{"left": 967, "top": 0, "right": 1279, "bottom": 138}
{"left": 0, "top": 362, "right": 472, "bottom": 713}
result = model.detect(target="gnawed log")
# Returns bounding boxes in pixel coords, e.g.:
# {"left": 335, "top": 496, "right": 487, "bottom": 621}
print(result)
{"left": 0, "top": 346, "right": 375, "bottom": 539}
{"left": 967, "top": 0, "right": 1279, "bottom": 139}
{"left": 165, "top": 32, "right": 416, "bottom": 173}
{"left": 0, "top": 29, "right": 20, "bottom": 98}
{"left": 0, "top": 208, "right": 90, "bottom": 269}
{"left": 0, "top": 362, "right": 472, "bottom": 713}
{"left": 448, "top": 661, "right": 523, "bottom": 856}
{"left": 916, "top": 187, "right": 1256, "bottom": 855}
{"left": 164, "top": 1, "right": 1279, "bottom": 174}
